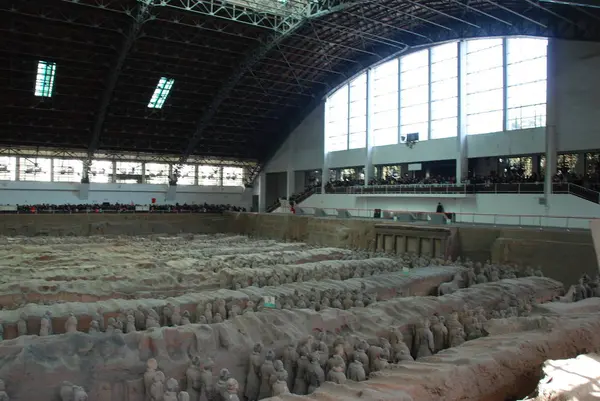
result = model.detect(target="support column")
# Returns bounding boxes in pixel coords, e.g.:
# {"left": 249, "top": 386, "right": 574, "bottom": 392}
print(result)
{"left": 365, "top": 69, "right": 375, "bottom": 186}
{"left": 141, "top": 162, "right": 146, "bottom": 184}
{"left": 286, "top": 129, "right": 296, "bottom": 198}
{"left": 219, "top": 167, "right": 224, "bottom": 187}
{"left": 456, "top": 40, "right": 468, "bottom": 183}
{"left": 50, "top": 158, "right": 55, "bottom": 182}
{"left": 502, "top": 37, "right": 509, "bottom": 132}
{"left": 427, "top": 48, "right": 432, "bottom": 141}
{"left": 544, "top": 38, "right": 558, "bottom": 202}
{"left": 111, "top": 160, "right": 117, "bottom": 183}
{"left": 322, "top": 98, "right": 331, "bottom": 193}
{"left": 258, "top": 172, "right": 267, "bottom": 212}
{"left": 15, "top": 157, "right": 20, "bottom": 181}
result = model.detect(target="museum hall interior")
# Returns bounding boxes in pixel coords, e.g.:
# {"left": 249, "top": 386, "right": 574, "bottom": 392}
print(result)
{"left": 2, "top": 0, "right": 600, "bottom": 400}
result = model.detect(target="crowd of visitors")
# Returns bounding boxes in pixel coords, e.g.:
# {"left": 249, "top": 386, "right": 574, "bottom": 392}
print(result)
{"left": 3, "top": 203, "right": 246, "bottom": 214}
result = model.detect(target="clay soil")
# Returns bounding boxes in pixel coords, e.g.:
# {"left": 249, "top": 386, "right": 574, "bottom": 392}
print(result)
{"left": 0, "top": 234, "right": 596, "bottom": 401}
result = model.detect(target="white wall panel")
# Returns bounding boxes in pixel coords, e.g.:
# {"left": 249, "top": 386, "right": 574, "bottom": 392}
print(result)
{"left": 0, "top": 181, "right": 251, "bottom": 208}
{"left": 467, "top": 128, "right": 545, "bottom": 158}
{"left": 554, "top": 40, "right": 600, "bottom": 152}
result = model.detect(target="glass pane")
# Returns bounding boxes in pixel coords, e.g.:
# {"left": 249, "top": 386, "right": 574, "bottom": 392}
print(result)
{"left": 0, "top": 156, "right": 17, "bottom": 181}
{"left": 467, "top": 89, "right": 503, "bottom": 114}
{"left": 401, "top": 103, "right": 428, "bottom": 126}
{"left": 431, "top": 42, "right": 457, "bottom": 62}
{"left": 507, "top": 104, "right": 546, "bottom": 130}
{"left": 198, "top": 165, "right": 220, "bottom": 186}
{"left": 431, "top": 117, "right": 458, "bottom": 139}
{"left": 431, "top": 58, "right": 458, "bottom": 82}
{"left": 349, "top": 99, "right": 366, "bottom": 117}
{"left": 53, "top": 159, "right": 83, "bottom": 182}
{"left": 373, "top": 59, "right": 398, "bottom": 80}
{"left": 90, "top": 160, "right": 113, "bottom": 183}
{"left": 19, "top": 157, "right": 51, "bottom": 182}
{"left": 401, "top": 50, "right": 428, "bottom": 72}
{"left": 373, "top": 109, "right": 398, "bottom": 130}
{"left": 431, "top": 78, "right": 457, "bottom": 101}
{"left": 223, "top": 167, "right": 244, "bottom": 187}
{"left": 372, "top": 127, "right": 398, "bottom": 147}
{"left": 349, "top": 132, "right": 366, "bottom": 149}
{"left": 466, "top": 110, "right": 503, "bottom": 135}
{"left": 349, "top": 115, "right": 366, "bottom": 133}
{"left": 466, "top": 67, "right": 503, "bottom": 93}
{"left": 177, "top": 165, "right": 196, "bottom": 185}
{"left": 400, "top": 122, "right": 428, "bottom": 141}
{"left": 507, "top": 81, "right": 547, "bottom": 108}
{"left": 400, "top": 85, "right": 428, "bottom": 106}
{"left": 431, "top": 97, "right": 458, "bottom": 120}
{"left": 373, "top": 92, "right": 398, "bottom": 112}
{"left": 507, "top": 57, "right": 547, "bottom": 86}
{"left": 507, "top": 37, "right": 548, "bottom": 62}
{"left": 401, "top": 67, "right": 428, "bottom": 89}
{"left": 115, "top": 162, "right": 143, "bottom": 184}
{"left": 145, "top": 163, "right": 170, "bottom": 184}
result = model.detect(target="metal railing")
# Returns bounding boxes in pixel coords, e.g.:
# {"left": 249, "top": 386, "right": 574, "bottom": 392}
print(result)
{"left": 318, "top": 182, "right": 600, "bottom": 200}
{"left": 296, "top": 206, "right": 595, "bottom": 230}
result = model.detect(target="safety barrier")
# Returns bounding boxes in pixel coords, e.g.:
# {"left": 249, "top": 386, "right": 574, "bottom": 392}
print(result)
{"left": 296, "top": 206, "right": 595, "bottom": 230}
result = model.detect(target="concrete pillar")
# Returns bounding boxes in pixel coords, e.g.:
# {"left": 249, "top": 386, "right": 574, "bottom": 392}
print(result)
{"left": 15, "top": 157, "right": 20, "bottom": 181}
{"left": 322, "top": 97, "right": 331, "bottom": 192}
{"left": 545, "top": 38, "right": 558, "bottom": 202}
{"left": 141, "top": 162, "right": 146, "bottom": 184}
{"left": 111, "top": 160, "right": 116, "bottom": 183}
{"left": 364, "top": 69, "right": 375, "bottom": 186}
{"left": 427, "top": 47, "right": 432, "bottom": 141}
{"left": 219, "top": 166, "right": 224, "bottom": 187}
{"left": 574, "top": 153, "right": 585, "bottom": 176}
{"left": 456, "top": 40, "right": 468, "bottom": 182}
{"left": 50, "top": 158, "right": 55, "bottom": 182}
{"left": 502, "top": 37, "right": 509, "bottom": 132}
{"left": 258, "top": 172, "right": 267, "bottom": 212}
{"left": 286, "top": 169, "right": 295, "bottom": 199}
{"left": 286, "top": 127, "right": 296, "bottom": 198}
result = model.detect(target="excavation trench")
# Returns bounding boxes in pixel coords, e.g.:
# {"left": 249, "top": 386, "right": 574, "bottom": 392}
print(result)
{"left": 0, "top": 277, "right": 562, "bottom": 401}
{"left": 273, "top": 304, "right": 600, "bottom": 401}
{"left": 0, "top": 265, "right": 463, "bottom": 338}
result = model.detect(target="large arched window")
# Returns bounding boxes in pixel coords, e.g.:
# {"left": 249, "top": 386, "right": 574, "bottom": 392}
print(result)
{"left": 465, "top": 38, "right": 504, "bottom": 135}
{"left": 371, "top": 59, "right": 398, "bottom": 146}
{"left": 324, "top": 36, "right": 547, "bottom": 151}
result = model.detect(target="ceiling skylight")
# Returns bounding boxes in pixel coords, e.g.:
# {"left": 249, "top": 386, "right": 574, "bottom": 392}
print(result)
{"left": 148, "top": 77, "right": 175, "bottom": 109}
{"left": 34, "top": 60, "right": 57, "bottom": 98}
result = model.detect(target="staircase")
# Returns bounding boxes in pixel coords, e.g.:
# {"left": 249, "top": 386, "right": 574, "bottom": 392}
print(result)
{"left": 563, "top": 183, "right": 600, "bottom": 204}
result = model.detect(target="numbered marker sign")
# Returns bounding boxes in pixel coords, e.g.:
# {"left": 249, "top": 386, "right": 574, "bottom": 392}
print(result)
{"left": 263, "top": 296, "right": 276, "bottom": 309}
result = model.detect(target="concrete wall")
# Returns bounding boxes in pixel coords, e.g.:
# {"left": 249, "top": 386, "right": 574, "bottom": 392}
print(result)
{"left": 0, "top": 213, "right": 228, "bottom": 236}
{"left": 227, "top": 213, "right": 597, "bottom": 286}
{"left": 554, "top": 40, "right": 600, "bottom": 152}
{"left": 265, "top": 172, "right": 287, "bottom": 206}
{"left": 0, "top": 181, "right": 251, "bottom": 208}
{"left": 264, "top": 105, "right": 324, "bottom": 173}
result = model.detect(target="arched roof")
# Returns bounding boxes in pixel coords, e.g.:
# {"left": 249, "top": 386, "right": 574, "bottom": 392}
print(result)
{"left": 2, "top": 0, "right": 599, "bottom": 174}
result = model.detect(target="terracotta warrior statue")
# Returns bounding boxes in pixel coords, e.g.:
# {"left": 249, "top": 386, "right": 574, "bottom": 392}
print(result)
{"left": 305, "top": 352, "right": 325, "bottom": 394}
{"left": 326, "top": 355, "right": 347, "bottom": 384}
{"left": 282, "top": 341, "right": 298, "bottom": 391}
{"left": 150, "top": 371, "right": 166, "bottom": 401}
{"left": 270, "top": 360, "right": 290, "bottom": 396}
{"left": 185, "top": 357, "right": 202, "bottom": 401}
{"left": 244, "top": 343, "right": 262, "bottom": 401}
{"left": 144, "top": 359, "right": 160, "bottom": 401}
{"left": 347, "top": 355, "right": 366, "bottom": 382}
{"left": 258, "top": 350, "right": 276, "bottom": 399}
{"left": 413, "top": 318, "right": 435, "bottom": 359}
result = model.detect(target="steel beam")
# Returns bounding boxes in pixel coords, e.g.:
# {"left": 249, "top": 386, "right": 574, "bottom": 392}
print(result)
{"left": 88, "top": 0, "right": 152, "bottom": 158}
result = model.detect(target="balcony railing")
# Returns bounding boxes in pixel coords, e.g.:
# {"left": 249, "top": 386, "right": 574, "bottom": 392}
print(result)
{"left": 319, "top": 182, "right": 600, "bottom": 199}
{"left": 296, "top": 206, "right": 594, "bottom": 230}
